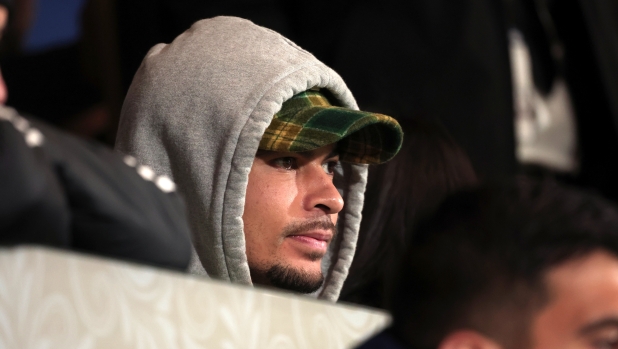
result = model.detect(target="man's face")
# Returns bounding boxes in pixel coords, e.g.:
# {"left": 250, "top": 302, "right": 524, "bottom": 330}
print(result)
{"left": 531, "top": 250, "right": 618, "bottom": 349}
{"left": 243, "top": 143, "right": 343, "bottom": 293}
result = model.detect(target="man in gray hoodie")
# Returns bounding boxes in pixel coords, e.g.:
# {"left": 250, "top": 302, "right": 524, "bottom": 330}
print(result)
{"left": 116, "top": 16, "right": 403, "bottom": 301}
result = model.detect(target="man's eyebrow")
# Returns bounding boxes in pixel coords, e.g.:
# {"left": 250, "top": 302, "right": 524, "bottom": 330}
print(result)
{"left": 255, "top": 149, "right": 271, "bottom": 157}
{"left": 325, "top": 149, "right": 340, "bottom": 160}
{"left": 579, "top": 317, "right": 618, "bottom": 335}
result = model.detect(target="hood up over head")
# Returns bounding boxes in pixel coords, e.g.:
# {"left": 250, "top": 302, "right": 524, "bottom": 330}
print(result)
{"left": 116, "top": 16, "right": 375, "bottom": 301}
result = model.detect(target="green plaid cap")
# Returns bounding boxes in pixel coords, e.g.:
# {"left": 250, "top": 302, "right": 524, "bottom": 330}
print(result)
{"left": 259, "top": 90, "right": 403, "bottom": 164}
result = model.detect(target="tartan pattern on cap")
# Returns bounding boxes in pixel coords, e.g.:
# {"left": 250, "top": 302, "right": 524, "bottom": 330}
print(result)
{"left": 259, "top": 90, "right": 403, "bottom": 164}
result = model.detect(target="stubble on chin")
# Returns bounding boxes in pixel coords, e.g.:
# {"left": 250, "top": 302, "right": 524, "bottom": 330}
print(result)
{"left": 264, "top": 263, "right": 325, "bottom": 294}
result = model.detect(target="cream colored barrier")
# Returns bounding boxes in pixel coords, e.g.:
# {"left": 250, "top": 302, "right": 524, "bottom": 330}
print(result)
{"left": 0, "top": 247, "right": 389, "bottom": 348}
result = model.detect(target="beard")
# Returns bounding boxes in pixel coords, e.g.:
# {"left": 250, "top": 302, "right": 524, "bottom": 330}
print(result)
{"left": 264, "top": 263, "right": 325, "bottom": 294}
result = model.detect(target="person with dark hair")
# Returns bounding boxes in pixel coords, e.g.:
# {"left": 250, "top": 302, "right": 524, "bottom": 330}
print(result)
{"left": 361, "top": 177, "right": 618, "bottom": 348}
{"left": 340, "top": 118, "right": 477, "bottom": 308}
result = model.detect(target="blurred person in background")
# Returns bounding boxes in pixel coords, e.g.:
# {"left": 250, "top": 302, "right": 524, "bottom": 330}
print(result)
{"left": 360, "top": 177, "right": 618, "bottom": 348}
{"left": 340, "top": 118, "right": 478, "bottom": 309}
{"left": 0, "top": 0, "right": 193, "bottom": 271}
{"left": 115, "top": 17, "right": 403, "bottom": 300}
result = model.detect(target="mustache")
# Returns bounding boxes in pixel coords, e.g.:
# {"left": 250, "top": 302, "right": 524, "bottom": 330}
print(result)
{"left": 281, "top": 218, "right": 337, "bottom": 238}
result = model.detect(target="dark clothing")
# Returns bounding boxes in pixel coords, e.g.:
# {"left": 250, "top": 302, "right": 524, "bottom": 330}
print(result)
{"left": 553, "top": 0, "right": 618, "bottom": 201}
{"left": 0, "top": 106, "right": 192, "bottom": 271}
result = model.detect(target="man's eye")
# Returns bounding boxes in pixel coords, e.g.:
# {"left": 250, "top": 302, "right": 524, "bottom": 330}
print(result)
{"left": 273, "top": 157, "right": 297, "bottom": 170}
{"left": 322, "top": 160, "right": 339, "bottom": 175}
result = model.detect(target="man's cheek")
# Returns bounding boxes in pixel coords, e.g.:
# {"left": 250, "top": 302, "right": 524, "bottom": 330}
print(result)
{"left": 266, "top": 182, "right": 298, "bottom": 216}
{"left": 330, "top": 213, "right": 339, "bottom": 226}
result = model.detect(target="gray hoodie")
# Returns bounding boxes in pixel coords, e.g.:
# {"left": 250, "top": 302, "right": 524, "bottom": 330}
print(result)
{"left": 115, "top": 16, "right": 367, "bottom": 301}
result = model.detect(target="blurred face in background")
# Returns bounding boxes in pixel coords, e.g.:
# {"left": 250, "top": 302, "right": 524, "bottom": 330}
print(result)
{"left": 439, "top": 250, "right": 618, "bottom": 349}
{"left": 530, "top": 250, "right": 618, "bottom": 349}
{"left": 0, "top": 5, "right": 8, "bottom": 104}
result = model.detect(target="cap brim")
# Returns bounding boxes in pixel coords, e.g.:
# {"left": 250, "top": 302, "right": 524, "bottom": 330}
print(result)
{"left": 260, "top": 106, "right": 403, "bottom": 164}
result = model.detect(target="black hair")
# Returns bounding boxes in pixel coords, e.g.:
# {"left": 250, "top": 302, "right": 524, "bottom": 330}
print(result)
{"left": 340, "top": 117, "right": 477, "bottom": 308}
{"left": 391, "top": 177, "right": 618, "bottom": 349}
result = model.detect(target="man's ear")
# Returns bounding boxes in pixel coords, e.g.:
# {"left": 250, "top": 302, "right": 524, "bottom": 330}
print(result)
{"left": 437, "top": 330, "right": 503, "bottom": 349}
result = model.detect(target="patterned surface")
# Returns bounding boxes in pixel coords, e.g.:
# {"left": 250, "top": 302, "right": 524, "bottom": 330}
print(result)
{"left": 0, "top": 247, "right": 390, "bottom": 348}
{"left": 260, "top": 90, "right": 403, "bottom": 164}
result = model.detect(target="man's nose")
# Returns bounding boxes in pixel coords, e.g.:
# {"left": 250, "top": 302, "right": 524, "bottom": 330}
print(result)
{"left": 303, "top": 167, "right": 344, "bottom": 215}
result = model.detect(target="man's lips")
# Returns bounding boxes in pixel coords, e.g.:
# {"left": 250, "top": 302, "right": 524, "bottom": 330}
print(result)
{"left": 281, "top": 219, "right": 336, "bottom": 255}
{"left": 286, "top": 231, "right": 332, "bottom": 250}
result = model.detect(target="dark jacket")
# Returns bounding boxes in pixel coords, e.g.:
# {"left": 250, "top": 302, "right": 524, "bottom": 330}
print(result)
{"left": 0, "top": 106, "right": 192, "bottom": 270}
